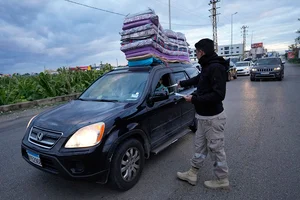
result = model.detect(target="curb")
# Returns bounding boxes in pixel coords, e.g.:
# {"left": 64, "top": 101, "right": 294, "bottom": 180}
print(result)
{"left": 0, "top": 93, "right": 81, "bottom": 112}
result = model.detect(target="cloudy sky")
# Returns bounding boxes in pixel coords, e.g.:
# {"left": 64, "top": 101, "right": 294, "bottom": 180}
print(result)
{"left": 0, "top": 0, "right": 299, "bottom": 74}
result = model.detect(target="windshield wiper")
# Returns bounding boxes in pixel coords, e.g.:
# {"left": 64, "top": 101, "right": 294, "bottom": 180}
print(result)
{"left": 78, "top": 97, "right": 88, "bottom": 101}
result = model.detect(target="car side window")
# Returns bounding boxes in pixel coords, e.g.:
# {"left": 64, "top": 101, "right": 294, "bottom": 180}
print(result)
{"left": 172, "top": 72, "right": 190, "bottom": 92}
{"left": 185, "top": 68, "right": 199, "bottom": 78}
{"left": 152, "top": 73, "right": 174, "bottom": 95}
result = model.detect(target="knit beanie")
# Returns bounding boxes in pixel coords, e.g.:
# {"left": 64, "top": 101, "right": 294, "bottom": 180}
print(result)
{"left": 195, "top": 38, "right": 214, "bottom": 56}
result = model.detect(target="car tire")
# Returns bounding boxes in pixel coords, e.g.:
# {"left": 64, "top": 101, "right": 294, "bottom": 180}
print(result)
{"left": 109, "top": 138, "right": 145, "bottom": 191}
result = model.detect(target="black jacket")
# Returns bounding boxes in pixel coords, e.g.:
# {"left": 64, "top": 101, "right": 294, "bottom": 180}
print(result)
{"left": 180, "top": 53, "right": 227, "bottom": 116}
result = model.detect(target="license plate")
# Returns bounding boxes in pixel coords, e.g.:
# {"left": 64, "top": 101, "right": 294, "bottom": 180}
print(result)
{"left": 261, "top": 72, "right": 269, "bottom": 75}
{"left": 27, "top": 150, "right": 42, "bottom": 167}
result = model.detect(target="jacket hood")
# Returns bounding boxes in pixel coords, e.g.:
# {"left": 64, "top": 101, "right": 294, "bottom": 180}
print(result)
{"left": 198, "top": 52, "right": 227, "bottom": 67}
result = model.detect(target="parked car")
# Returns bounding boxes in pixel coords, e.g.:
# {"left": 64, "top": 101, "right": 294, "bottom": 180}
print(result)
{"left": 243, "top": 57, "right": 252, "bottom": 62}
{"left": 227, "top": 56, "right": 240, "bottom": 64}
{"left": 21, "top": 63, "right": 197, "bottom": 191}
{"left": 235, "top": 61, "right": 253, "bottom": 76}
{"left": 250, "top": 58, "right": 285, "bottom": 81}
{"left": 225, "top": 59, "right": 237, "bottom": 81}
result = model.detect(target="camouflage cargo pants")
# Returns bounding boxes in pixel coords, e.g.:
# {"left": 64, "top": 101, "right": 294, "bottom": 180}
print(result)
{"left": 191, "top": 111, "right": 229, "bottom": 179}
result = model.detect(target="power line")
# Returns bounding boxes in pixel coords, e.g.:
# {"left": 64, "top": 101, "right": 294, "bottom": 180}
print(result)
{"left": 64, "top": 0, "right": 209, "bottom": 27}
{"left": 160, "top": 22, "right": 211, "bottom": 27}
{"left": 153, "top": 0, "right": 210, "bottom": 23}
{"left": 64, "top": 0, "right": 126, "bottom": 16}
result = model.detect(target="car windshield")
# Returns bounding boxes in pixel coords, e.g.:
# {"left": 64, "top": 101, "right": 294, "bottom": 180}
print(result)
{"left": 257, "top": 59, "right": 280, "bottom": 65}
{"left": 79, "top": 72, "right": 148, "bottom": 102}
{"left": 236, "top": 62, "right": 248, "bottom": 67}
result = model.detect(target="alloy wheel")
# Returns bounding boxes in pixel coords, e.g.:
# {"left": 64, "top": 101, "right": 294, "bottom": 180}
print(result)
{"left": 120, "top": 147, "right": 140, "bottom": 182}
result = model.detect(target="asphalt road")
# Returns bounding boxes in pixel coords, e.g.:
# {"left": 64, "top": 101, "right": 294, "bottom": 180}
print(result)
{"left": 1, "top": 63, "right": 300, "bottom": 200}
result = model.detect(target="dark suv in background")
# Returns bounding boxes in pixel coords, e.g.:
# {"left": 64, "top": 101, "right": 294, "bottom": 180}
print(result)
{"left": 21, "top": 63, "right": 196, "bottom": 191}
{"left": 250, "top": 57, "right": 285, "bottom": 81}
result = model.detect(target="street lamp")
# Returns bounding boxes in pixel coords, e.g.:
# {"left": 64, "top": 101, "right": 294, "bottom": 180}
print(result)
{"left": 231, "top": 12, "right": 238, "bottom": 56}
{"left": 169, "top": 0, "right": 171, "bottom": 30}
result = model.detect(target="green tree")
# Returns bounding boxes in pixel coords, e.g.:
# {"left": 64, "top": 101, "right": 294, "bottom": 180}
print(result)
{"left": 287, "top": 18, "right": 300, "bottom": 62}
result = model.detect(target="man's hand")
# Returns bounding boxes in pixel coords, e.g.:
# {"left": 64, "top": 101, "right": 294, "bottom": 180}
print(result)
{"left": 183, "top": 95, "right": 192, "bottom": 102}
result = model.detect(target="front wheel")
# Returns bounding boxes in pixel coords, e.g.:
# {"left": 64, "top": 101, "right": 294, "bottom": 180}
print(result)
{"left": 109, "top": 139, "right": 145, "bottom": 191}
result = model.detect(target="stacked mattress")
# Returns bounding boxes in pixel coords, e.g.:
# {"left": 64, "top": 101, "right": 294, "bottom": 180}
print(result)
{"left": 120, "top": 9, "right": 190, "bottom": 66}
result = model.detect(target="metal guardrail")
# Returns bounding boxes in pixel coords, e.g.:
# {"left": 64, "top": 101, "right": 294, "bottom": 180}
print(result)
{"left": 0, "top": 93, "right": 81, "bottom": 112}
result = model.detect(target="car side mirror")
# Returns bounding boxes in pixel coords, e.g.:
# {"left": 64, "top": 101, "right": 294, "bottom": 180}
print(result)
{"left": 282, "top": 61, "right": 285, "bottom": 64}
{"left": 150, "top": 91, "right": 169, "bottom": 102}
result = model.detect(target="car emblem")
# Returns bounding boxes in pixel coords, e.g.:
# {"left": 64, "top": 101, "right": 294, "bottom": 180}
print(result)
{"left": 37, "top": 132, "right": 44, "bottom": 141}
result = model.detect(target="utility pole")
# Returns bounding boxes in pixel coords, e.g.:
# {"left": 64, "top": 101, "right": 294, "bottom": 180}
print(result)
{"left": 251, "top": 31, "right": 253, "bottom": 46}
{"left": 209, "top": 0, "right": 220, "bottom": 53}
{"left": 231, "top": 12, "right": 238, "bottom": 56}
{"left": 169, "top": 0, "right": 171, "bottom": 30}
{"left": 241, "top": 25, "right": 249, "bottom": 59}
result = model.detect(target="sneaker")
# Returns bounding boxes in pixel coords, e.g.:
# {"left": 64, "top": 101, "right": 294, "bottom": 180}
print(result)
{"left": 177, "top": 167, "right": 198, "bottom": 186}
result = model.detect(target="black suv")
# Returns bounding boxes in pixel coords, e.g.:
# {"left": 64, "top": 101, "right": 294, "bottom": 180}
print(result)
{"left": 21, "top": 63, "right": 196, "bottom": 191}
{"left": 250, "top": 57, "right": 285, "bottom": 81}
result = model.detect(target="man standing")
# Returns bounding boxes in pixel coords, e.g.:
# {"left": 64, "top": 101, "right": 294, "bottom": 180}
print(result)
{"left": 177, "top": 38, "right": 229, "bottom": 189}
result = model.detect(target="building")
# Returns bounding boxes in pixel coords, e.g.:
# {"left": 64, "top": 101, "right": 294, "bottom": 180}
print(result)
{"left": 218, "top": 44, "right": 243, "bottom": 57}
{"left": 189, "top": 48, "right": 197, "bottom": 62}
{"left": 249, "top": 42, "right": 267, "bottom": 59}
{"left": 267, "top": 51, "right": 280, "bottom": 58}
{"left": 189, "top": 44, "right": 243, "bottom": 61}
{"left": 69, "top": 66, "right": 92, "bottom": 71}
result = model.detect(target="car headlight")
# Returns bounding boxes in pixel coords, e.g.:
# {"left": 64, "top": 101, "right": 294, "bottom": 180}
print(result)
{"left": 245, "top": 67, "right": 249, "bottom": 70}
{"left": 27, "top": 115, "right": 37, "bottom": 128}
{"left": 65, "top": 122, "right": 105, "bottom": 148}
{"left": 251, "top": 68, "right": 257, "bottom": 71}
{"left": 274, "top": 67, "right": 281, "bottom": 70}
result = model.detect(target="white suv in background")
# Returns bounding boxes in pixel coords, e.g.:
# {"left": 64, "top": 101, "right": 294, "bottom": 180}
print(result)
{"left": 235, "top": 61, "right": 253, "bottom": 76}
